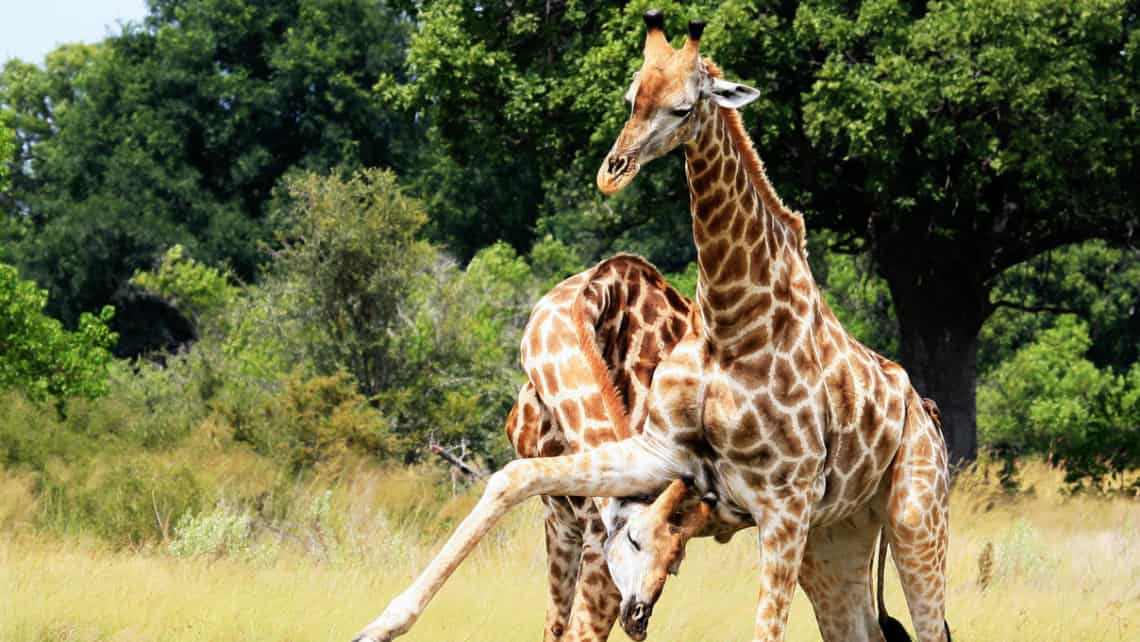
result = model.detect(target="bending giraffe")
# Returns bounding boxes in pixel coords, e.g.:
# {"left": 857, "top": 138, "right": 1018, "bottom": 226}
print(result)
{"left": 353, "top": 10, "right": 951, "bottom": 642}
{"left": 504, "top": 253, "right": 698, "bottom": 641}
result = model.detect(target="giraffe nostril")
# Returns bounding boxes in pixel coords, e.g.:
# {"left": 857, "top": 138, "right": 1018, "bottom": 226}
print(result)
{"left": 608, "top": 155, "right": 630, "bottom": 176}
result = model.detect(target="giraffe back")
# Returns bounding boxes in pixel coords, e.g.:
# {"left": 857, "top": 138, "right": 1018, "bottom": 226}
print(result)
{"left": 507, "top": 254, "right": 693, "bottom": 458}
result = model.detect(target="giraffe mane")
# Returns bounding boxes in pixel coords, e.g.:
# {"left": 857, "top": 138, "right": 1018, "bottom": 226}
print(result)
{"left": 703, "top": 60, "right": 807, "bottom": 252}
{"left": 570, "top": 260, "right": 635, "bottom": 441}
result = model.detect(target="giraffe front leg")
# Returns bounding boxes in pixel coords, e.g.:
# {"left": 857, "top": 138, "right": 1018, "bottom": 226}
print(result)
{"left": 351, "top": 438, "right": 678, "bottom": 642}
{"left": 749, "top": 489, "right": 814, "bottom": 642}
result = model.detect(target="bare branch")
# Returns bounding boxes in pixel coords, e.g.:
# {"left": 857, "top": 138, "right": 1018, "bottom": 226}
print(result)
{"left": 429, "top": 442, "right": 486, "bottom": 479}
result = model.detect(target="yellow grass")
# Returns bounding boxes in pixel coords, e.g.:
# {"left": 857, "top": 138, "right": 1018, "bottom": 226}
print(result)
{"left": 1, "top": 462, "right": 1137, "bottom": 642}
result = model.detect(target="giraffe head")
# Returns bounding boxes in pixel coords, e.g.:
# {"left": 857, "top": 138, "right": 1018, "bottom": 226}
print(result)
{"left": 596, "top": 9, "right": 760, "bottom": 195}
{"left": 603, "top": 479, "right": 713, "bottom": 640}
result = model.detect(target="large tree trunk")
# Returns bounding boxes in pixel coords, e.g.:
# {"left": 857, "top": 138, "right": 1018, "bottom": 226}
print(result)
{"left": 882, "top": 262, "right": 989, "bottom": 465}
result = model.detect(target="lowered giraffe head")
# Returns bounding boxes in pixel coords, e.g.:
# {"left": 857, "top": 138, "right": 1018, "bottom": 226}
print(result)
{"left": 597, "top": 9, "right": 760, "bottom": 195}
{"left": 603, "top": 479, "right": 714, "bottom": 640}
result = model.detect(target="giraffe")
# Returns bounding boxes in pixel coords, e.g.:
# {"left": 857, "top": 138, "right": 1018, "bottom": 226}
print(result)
{"left": 503, "top": 253, "right": 697, "bottom": 642}
{"left": 352, "top": 11, "right": 950, "bottom": 642}
{"left": 592, "top": 11, "right": 951, "bottom": 642}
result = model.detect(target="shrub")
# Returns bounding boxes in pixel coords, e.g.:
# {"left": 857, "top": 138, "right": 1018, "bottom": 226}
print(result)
{"left": 39, "top": 461, "right": 203, "bottom": 547}
{"left": 130, "top": 244, "right": 238, "bottom": 336}
{"left": 168, "top": 501, "right": 255, "bottom": 559}
{"left": 0, "top": 263, "right": 117, "bottom": 401}
{"left": 978, "top": 316, "right": 1140, "bottom": 491}
{"left": 231, "top": 371, "right": 392, "bottom": 470}
{"left": 273, "top": 169, "right": 436, "bottom": 398}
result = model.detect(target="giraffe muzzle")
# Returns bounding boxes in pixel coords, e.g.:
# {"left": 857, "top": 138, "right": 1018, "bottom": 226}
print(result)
{"left": 597, "top": 151, "right": 640, "bottom": 195}
{"left": 619, "top": 600, "right": 652, "bottom": 641}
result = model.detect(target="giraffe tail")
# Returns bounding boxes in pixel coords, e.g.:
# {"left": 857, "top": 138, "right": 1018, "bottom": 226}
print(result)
{"left": 877, "top": 527, "right": 912, "bottom": 642}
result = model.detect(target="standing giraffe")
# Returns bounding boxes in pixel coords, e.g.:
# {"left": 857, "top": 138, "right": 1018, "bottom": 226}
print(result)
{"left": 594, "top": 11, "right": 951, "bottom": 642}
{"left": 352, "top": 11, "right": 950, "bottom": 642}
{"left": 504, "top": 253, "right": 696, "bottom": 642}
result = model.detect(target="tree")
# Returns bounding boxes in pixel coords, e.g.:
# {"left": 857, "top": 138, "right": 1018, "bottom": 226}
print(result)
{"left": 272, "top": 169, "right": 435, "bottom": 398}
{"left": 979, "top": 240, "right": 1140, "bottom": 375}
{"left": 0, "top": 116, "right": 11, "bottom": 193}
{"left": 1, "top": 0, "right": 417, "bottom": 355}
{"left": 796, "top": 0, "right": 1140, "bottom": 461}
{"left": 0, "top": 263, "right": 117, "bottom": 401}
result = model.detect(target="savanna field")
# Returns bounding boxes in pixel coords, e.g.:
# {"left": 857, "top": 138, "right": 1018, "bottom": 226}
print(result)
{"left": 2, "top": 457, "right": 1136, "bottom": 642}
{"left": 3, "top": 2, "right": 1140, "bottom": 642}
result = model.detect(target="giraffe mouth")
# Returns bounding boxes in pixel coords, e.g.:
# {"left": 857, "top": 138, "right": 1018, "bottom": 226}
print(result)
{"left": 619, "top": 600, "right": 652, "bottom": 640}
{"left": 597, "top": 151, "right": 640, "bottom": 195}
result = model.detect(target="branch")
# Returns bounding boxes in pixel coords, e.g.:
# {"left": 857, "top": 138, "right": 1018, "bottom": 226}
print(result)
{"left": 990, "top": 299, "right": 1081, "bottom": 316}
{"left": 429, "top": 442, "right": 486, "bottom": 479}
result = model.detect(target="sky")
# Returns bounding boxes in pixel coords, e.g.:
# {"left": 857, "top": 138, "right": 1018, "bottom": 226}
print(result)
{"left": 0, "top": 0, "right": 148, "bottom": 65}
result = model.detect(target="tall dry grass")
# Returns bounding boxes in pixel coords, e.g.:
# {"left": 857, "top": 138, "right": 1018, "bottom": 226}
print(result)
{"left": 1, "top": 460, "right": 1136, "bottom": 642}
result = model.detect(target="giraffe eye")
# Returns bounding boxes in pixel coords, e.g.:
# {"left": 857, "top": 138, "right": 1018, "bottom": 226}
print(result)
{"left": 671, "top": 106, "right": 693, "bottom": 118}
{"left": 627, "top": 530, "right": 641, "bottom": 552}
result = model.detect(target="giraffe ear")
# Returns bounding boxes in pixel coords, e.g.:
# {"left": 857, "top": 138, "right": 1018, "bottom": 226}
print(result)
{"left": 703, "top": 77, "right": 760, "bottom": 109}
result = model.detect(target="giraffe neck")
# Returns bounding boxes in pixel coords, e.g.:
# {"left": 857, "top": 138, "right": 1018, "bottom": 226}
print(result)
{"left": 683, "top": 102, "right": 807, "bottom": 348}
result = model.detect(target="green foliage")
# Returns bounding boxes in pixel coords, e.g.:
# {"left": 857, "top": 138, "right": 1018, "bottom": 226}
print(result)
{"left": 665, "top": 262, "right": 699, "bottom": 300}
{"left": 978, "top": 316, "right": 1140, "bottom": 491}
{"left": 800, "top": 0, "right": 1138, "bottom": 238}
{"left": 0, "top": 263, "right": 117, "bottom": 401}
{"left": 273, "top": 168, "right": 435, "bottom": 398}
{"left": 377, "top": 242, "right": 536, "bottom": 464}
{"left": 39, "top": 460, "right": 203, "bottom": 547}
{"left": 527, "top": 235, "right": 586, "bottom": 291}
{"left": 0, "top": 115, "right": 11, "bottom": 193}
{"left": 230, "top": 371, "right": 392, "bottom": 471}
{"left": 168, "top": 502, "right": 256, "bottom": 559}
{"left": 1, "top": 1, "right": 417, "bottom": 354}
{"left": 130, "top": 244, "right": 238, "bottom": 334}
{"left": 981, "top": 241, "right": 1140, "bottom": 374}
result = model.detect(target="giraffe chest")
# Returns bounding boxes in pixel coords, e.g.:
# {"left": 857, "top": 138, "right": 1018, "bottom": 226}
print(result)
{"left": 696, "top": 366, "right": 828, "bottom": 509}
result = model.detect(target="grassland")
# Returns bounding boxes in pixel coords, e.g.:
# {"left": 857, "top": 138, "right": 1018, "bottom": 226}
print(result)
{"left": 1, "top": 461, "right": 1136, "bottom": 642}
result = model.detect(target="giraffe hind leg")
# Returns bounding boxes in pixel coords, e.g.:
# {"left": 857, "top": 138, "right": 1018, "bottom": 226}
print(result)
{"left": 876, "top": 527, "right": 912, "bottom": 642}
{"left": 798, "top": 517, "right": 882, "bottom": 642}
{"left": 885, "top": 394, "right": 952, "bottom": 642}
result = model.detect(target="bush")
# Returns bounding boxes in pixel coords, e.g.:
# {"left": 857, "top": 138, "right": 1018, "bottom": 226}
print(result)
{"left": 978, "top": 316, "right": 1140, "bottom": 491}
{"left": 39, "top": 460, "right": 203, "bottom": 547}
{"left": 0, "top": 263, "right": 117, "bottom": 401}
{"left": 230, "top": 371, "right": 392, "bottom": 471}
{"left": 168, "top": 501, "right": 256, "bottom": 559}
{"left": 130, "top": 244, "right": 238, "bottom": 336}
